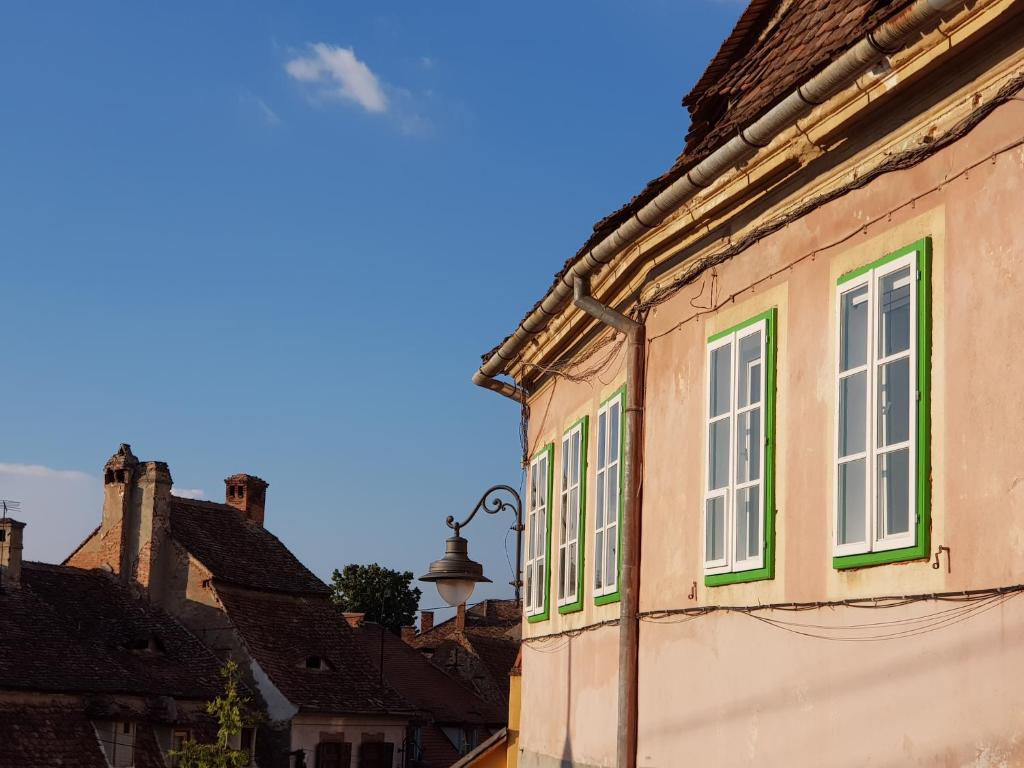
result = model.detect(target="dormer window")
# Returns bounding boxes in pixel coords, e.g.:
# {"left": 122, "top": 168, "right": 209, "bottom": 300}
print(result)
{"left": 122, "top": 634, "right": 165, "bottom": 655}
{"left": 93, "top": 720, "right": 135, "bottom": 767}
{"left": 302, "top": 655, "right": 331, "bottom": 671}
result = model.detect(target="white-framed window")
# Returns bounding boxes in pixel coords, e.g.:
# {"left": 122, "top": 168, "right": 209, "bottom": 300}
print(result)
{"left": 835, "top": 251, "right": 918, "bottom": 556}
{"left": 594, "top": 392, "right": 622, "bottom": 597}
{"left": 558, "top": 419, "right": 586, "bottom": 607}
{"left": 704, "top": 319, "right": 769, "bottom": 575}
{"left": 525, "top": 447, "right": 551, "bottom": 617}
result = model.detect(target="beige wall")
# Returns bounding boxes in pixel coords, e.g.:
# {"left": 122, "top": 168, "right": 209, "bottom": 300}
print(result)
{"left": 516, "top": 62, "right": 1024, "bottom": 766}
{"left": 289, "top": 714, "right": 406, "bottom": 768}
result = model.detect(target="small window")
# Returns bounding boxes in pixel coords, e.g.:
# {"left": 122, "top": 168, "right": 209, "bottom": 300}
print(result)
{"left": 169, "top": 729, "right": 190, "bottom": 768}
{"left": 358, "top": 740, "right": 395, "bottom": 768}
{"left": 704, "top": 313, "right": 775, "bottom": 582}
{"left": 525, "top": 445, "right": 553, "bottom": 620}
{"left": 594, "top": 391, "right": 623, "bottom": 600}
{"left": 834, "top": 242, "right": 930, "bottom": 565}
{"left": 315, "top": 740, "right": 352, "bottom": 768}
{"left": 305, "top": 655, "right": 325, "bottom": 670}
{"left": 558, "top": 418, "right": 587, "bottom": 610}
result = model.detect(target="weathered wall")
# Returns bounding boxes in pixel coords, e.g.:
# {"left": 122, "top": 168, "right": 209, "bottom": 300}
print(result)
{"left": 289, "top": 714, "right": 407, "bottom": 768}
{"left": 516, "top": 37, "right": 1024, "bottom": 768}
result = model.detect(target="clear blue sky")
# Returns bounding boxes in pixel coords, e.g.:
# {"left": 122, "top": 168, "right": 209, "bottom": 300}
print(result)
{"left": 0, "top": 1, "right": 742, "bottom": 611}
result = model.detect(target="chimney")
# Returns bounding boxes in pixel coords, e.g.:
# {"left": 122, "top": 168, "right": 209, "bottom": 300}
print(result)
{"left": 456, "top": 603, "right": 466, "bottom": 632}
{"left": 420, "top": 610, "right": 434, "bottom": 634}
{"left": 0, "top": 518, "right": 25, "bottom": 590}
{"left": 224, "top": 474, "right": 269, "bottom": 526}
{"left": 343, "top": 612, "right": 365, "bottom": 628}
{"left": 400, "top": 626, "right": 416, "bottom": 643}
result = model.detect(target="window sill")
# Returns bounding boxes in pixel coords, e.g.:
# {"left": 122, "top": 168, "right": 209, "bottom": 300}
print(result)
{"left": 705, "top": 565, "right": 774, "bottom": 587}
{"left": 526, "top": 610, "right": 550, "bottom": 624}
{"left": 558, "top": 600, "right": 583, "bottom": 615}
{"left": 594, "top": 590, "right": 620, "bottom": 606}
{"left": 833, "top": 541, "right": 928, "bottom": 570}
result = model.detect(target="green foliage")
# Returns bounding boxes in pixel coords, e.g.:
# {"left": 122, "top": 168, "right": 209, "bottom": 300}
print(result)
{"left": 329, "top": 563, "right": 422, "bottom": 632}
{"left": 168, "top": 661, "right": 255, "bottom": 768}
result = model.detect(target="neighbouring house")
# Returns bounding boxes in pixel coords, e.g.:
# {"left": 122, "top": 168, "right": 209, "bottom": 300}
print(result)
{"left": 0, "top": 517, "right": 230, "bottom": 767}
{"left": 351, "top": 617, "right": 506, "bottom": 767}
{"left": 406, "top": 600, "right": 520, "bottom": 714}
{"left": 448, "top": 649, "right": 522, "bottom": 768}
{"left": 471, "top": 0, "right": 1024, "bottom": 765}
{"left": 65, "top": 445, "right": 414, "bottom": 768}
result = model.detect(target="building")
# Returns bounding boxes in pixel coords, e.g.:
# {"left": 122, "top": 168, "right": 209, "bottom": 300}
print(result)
{"left": 352, "top": 617, "right": 506, "bottom": 767}
{"left": 0, "top": 517, "right": 229, "bottom": 767}
{"left": 407, "top": 601, "right": 521, "bottom": 713}
{"left": 65, "top": 444, "right": 414, "bottom": 768}
{"left": 472, "top": 0, "right": 1024, "bottom": 765}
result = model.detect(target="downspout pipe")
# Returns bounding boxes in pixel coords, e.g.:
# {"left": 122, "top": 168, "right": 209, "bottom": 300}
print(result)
{"left": 474, "top": 0, "right": 964, "bottom": 394}
{"left": 573, "top": 277, "right": 645, "bottom": 768}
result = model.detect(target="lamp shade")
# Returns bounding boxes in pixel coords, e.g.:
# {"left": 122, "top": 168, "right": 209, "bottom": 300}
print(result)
{"left": 419, "top": 534, "right": 491, "bottom": 607}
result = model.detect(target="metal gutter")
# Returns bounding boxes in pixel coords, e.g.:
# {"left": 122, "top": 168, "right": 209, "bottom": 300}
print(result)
{"left": 573, "top": 277, "right": 645, "bottom": 768}
{"left": 474, "top": 0, "right": 965, "bottom": 398}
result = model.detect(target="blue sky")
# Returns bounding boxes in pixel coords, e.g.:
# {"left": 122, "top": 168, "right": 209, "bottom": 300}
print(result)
{"left": 0, "top": 1, "right": 742, "bottom": 612}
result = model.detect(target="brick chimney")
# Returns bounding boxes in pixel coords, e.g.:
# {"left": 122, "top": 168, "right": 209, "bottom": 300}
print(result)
{"left": 0, "top": 518, "right": 25, "bottom": 591}
{"left": 224, "top": 474, "right": 268, "bottom": 526}
{"left": 456, "top": 603, "right": 466, "bottom": 632}
{"left": 400, "top": 626, "right": 416, "bottom": 643}
{"left": 67, "top": 444, "right": 172, "bottom": 601}
{"left": 420, "top": 610, "right": 434, "bottom": 634}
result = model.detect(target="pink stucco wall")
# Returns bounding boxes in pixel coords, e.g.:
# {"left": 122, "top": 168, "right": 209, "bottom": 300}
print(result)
{"left": 517, "top": 76, "right": 1024, "bottom": 767}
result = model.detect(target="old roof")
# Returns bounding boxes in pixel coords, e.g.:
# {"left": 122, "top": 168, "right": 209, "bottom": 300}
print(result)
{"left": 354, "top": 622, "right": 505, "bottom": 725}
{"left": 483, "top": 0, "right": 915, "bottom": 367}
{"left": 169, "top": 497, "right": 329, "bottom": 596}
{"left": 450, "top": 728, "right": 509, "bottom": 768}
{"left": 408, "top": 601, "right": 521, "bottom": 708}
{"left": 214, "top": 585, "right": 409, "bottom": 715}
{"left": 0, "top": 702, "right": 109, "bottom": 768}
{"left": 0, "top": 562, "right": 222, "bottom": 699}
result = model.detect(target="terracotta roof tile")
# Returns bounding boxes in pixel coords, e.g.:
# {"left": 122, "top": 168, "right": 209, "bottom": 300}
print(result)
{"left": 215, "top": 586, "right": 409, "bottom": 715}
{"left": 169, "top": 497, "right": 328, "bottom": 596}
{"left": 0, "top": 702, "right": 109, "bottom": 768}
{"left": 0, "top": 562, "right": 223, "bottom": 699}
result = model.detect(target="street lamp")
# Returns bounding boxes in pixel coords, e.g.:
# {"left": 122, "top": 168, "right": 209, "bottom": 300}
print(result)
{"left": 419, "top": 485, "right": 524, "bottom": 607}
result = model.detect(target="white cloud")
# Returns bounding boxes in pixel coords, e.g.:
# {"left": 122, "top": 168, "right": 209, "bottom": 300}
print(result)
{"left": 0, "top": 462, "right": 102, "bottom": 564}
{"left": 172, "top": 487, "right": 205, "bottom": 500}
{"left": 285, "top": 43, "right": 388, "bottom": 114}
{"left": 420, "top": 56, "right": 434, "bottom": 70}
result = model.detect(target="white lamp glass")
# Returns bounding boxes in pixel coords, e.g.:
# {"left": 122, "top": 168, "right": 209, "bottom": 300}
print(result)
{"left": 436, "top": 579, "right": 476, "bottom": 608}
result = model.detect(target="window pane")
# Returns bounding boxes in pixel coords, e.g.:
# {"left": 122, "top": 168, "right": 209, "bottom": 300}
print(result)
{"left": 877, "top": 358, "right": 911, "bottom": 447}
{"left": 537, "top": 561, "right": 544, "bottom": 607}
{"left": 705, "top": 496, "right": 725, "bottom": 563}
{"left": 840, "top": 285, "right": 869, "bottom": 371}
{"left": 710, "top": 343, "right": 732, "bottom": 417}
{"left": 598, "top": 411, "right": 607, "bottom": 468}
{"left": 839, "top": 372, "right": 867, "bottom": 457}
{"left": 561, "top": 441, "right": 569, "bottom": 490}
{"left": 568, "top": 546, "right": 576, "bottom": 595}
{"left": 606, "top": 523, "right": 617, "bottom": 586}
{"left": 879, "top": 266, "right": 912, "bottom": 357}
{"left": 735, "top": 486, "right": 760, "bottom": 561}
{"left": 737, "top": 332, "right": 762, "bottom": 407}
{"left": 838, "top": 459, "right": 867, "bottom": 546}
{"left": 878, "top": 449, "right": 911, "bottom": 537}
{"left": 558, "top": 549, "right": 565, "bottom": 600}
{"left": 571, "top": 431, "right": 580, "bottom": 484}
{"left": 538, "top": 458, "right": 547, "bottom": 506}
{"left": 607, "top": 465, "right": 619, "bottom": 525}
{"left": 595, "top": 531, "right": 604, "bottom": 588}
{"left": 735, "top": 409, "right": 761, "bottom": 483}
{"left": 709, "top": 418, "right": 731, "bottom": 489}
{"left": 525, "top": 564, "right": 533, "bottom": 608}
{"left": 595, "top": 471, "right": 605, "bottom": 529}
{"left": 610, "top": 402, "right": 621, "bottom": 458}
{"left": 568, "top": 488, "right": 578, "bottom": 539}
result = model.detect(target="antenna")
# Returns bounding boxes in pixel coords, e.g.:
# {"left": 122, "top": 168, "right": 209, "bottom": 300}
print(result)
{"left": 0, "top": 500, "right": 20, "bottom": 520}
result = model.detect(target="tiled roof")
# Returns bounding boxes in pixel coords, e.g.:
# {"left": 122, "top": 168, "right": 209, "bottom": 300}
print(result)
{"left": 417, "top": 724, "right": 462, "bottom": 768}
{"left": 214, "top": 585, "right": 409, "bottom": 715}
{"left": 0, "top": 562, "right": 223, "bottom": 699}
{"left": 0, "top": 702, "right": 109, "bottom": 768}
{"left": 450, "top": 728, "right": 508, "bottom": 768}
{"left": 169, "top": 497, "right": 328, "bottom": 596}
{"left": 354, "top": 622, "right": 505, "bottom": 725}
{"left": 484, "top": 0, "right": 915, "bottom": 366}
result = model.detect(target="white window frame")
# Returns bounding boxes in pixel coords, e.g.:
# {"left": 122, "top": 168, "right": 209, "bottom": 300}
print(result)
{"left": 557, "top": 420, "right": 584, "bottom": 607}
{"left": 525, "top": 449, "right": 550, "bottom": 617}
{"left": 834, "top": 252, "right": 918, "bottom": 557}
{"left": 594, "top": 393, "right": 622, "bottom": 598}
{"left": 703, "top": 320, "right": 768, "bottom": 576}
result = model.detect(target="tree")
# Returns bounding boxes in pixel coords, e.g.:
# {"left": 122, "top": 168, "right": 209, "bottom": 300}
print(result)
{"left": 169, "top": 660, "right": 255, "bottom": 768}
{"left": 329, "top": 563, "right": 422, "bottom": 633}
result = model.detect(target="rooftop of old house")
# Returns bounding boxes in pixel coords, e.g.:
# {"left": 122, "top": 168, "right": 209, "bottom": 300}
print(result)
{"left": 0, "top": 559, "right": 223, "bottom": 700}
{"left": 483, "top": 0, "right": 921, "bottom": 363}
